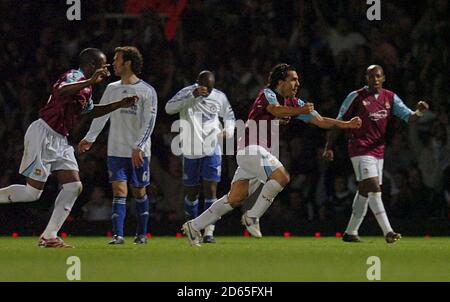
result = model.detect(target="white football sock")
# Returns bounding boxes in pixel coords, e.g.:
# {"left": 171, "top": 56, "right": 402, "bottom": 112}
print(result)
{"left": 246, "top": 179, "right": 284, "bottom": 218}
{"left": 41, "top": 182, "right": 82, "bottom": 239}
{"left": 204, "top": 224, "right": 215, "bottom": 237}
{"left": 191, "top": 195, "right": 232, "bottom": 231}
{"left": 0, "top": 184, "right": 43, "bottom": 203}
{"left": 345, "top": 192, "right": 369, "bottom": 235}
{"left": 368, "top": 192, "right": 393, "bottom": 236}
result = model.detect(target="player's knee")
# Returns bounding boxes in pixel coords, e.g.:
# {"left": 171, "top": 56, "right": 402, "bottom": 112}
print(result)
{"left": 272, "top": 171, "right": 290, "bottom": 187}
{"left": 25, "top": 184, "right": 43, "bottom": 201}
{"left": 62, "top": 181, "right": 83, "bottom": 196}
{"left": 227, "top": 192, "right": 246, "bottom": 208}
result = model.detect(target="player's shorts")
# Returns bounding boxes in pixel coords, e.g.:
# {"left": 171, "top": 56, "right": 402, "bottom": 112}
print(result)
{"left": 107, "top": 156, "right": 151, "bottom": 188}
{"left": 350, "top": 155, "right": 384, "bottom": 185}
{"left": 182, "top": 153, "right": 222, "bottom": 186}
{"left": 231, "top": 145, "right": 283, "bottom": 188}
{"left": 19, "top": 119, "right": 79, "bottom": 182}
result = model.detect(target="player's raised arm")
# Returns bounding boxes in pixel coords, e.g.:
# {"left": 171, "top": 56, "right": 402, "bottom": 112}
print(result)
{"left": 309, "top": 113, "right": 362, "bottom": 130}
{"left": 165, "top": 86, "right": 204, "bottom": 115}
{"left": 266, "top": 102, "right": 315, "bottom": 118}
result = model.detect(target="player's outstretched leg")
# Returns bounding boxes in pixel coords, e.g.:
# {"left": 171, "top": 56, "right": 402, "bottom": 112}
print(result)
{"left": 0, "top": 184, "right": 43, "bottom": 204}
{"left": 182, "top": 194, "right": 233, "bottom": 246}
{"left": 39, "top": 181, "right": 82, "bottom": 248}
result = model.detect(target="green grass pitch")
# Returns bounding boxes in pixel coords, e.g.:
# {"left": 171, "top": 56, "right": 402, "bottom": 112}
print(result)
{"left": 0, "top": 236, "right": 449, "bottom": 282}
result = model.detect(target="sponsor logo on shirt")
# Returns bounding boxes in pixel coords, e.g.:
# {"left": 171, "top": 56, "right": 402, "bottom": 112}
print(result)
{"left": 369, "top": 110, "right": 388, "bottom": 121}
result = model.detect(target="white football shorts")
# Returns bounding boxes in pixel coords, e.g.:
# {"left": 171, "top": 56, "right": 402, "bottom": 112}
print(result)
{"left": 232, "top": 145, "right": 283, "bottom": 195}
{"left": 350, "top": 155, "right": 384, "bottom": 185}
{"left": 19, "top": 119, "right": 79, "bottom": 182}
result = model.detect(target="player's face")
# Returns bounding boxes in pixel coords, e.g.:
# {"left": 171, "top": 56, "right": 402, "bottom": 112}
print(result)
{"left": 85, "top": 53, "right": 107, "bottom": 78}
{"left": 366, "top": 68, "right": 385, "bottom": 90}
{"left": 113, "top": 52, "right": 125, "bottom": 76}
{"left": 279, "top": 70, "right": 300, "bottom": 98}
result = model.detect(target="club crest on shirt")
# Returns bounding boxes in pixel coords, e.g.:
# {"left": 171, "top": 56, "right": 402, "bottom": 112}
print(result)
{"left": 385, "top": 101, "right": 391, "bottom": 109}
{"left": 362, "top": 99, "right": 371, "bottom": 107}
{"left": 34, "top": 169, "right": 42, "bottom": 176}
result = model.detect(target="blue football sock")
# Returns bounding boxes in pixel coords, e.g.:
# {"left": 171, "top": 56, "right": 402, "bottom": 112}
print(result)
{"left": 135, "top": 195, "right": 150, "bottom": 236}
{"left": 112, "top": 196, "right": 126, "bottom": 237}
{"left": 184, "top": 196, "right": 199, "bottom": 219}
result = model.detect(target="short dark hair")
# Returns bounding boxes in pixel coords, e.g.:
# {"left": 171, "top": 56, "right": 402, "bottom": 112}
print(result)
{"left": 267, "top": 63, "right": 296, "bottom": 89}
{"left": 79, "top": 48, "right": 104, "bottom": 67}
{"left": 115, "top": 46, "right": 143, "bottom": 75}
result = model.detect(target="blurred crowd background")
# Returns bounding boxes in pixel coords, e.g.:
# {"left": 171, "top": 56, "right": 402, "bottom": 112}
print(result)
{"left": 0, "top": 0, "right": 448, "bottom": 236}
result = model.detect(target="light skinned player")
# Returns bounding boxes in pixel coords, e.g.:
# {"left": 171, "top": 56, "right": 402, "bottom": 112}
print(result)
{"left": 79, "top": 46, "right": 157, "bottom": 245}
{"left": 0, "top": 48, "right": 138, "bottom": 248}
{"left": 182, "top": 63, "right": 362, "bottom": 246}
{"left": 323, "top": 65, "right": 429, "bottom": 243}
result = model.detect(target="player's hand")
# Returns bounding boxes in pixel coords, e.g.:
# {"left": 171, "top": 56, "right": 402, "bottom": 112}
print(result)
{"left": 299, "top": 103, "right": 314, "bottom": 114}
{"left": 322, "top": 149, "right": 334, "bottom": 162}
{"left": 120, "top": 96, "right": 139, "bottom": 108}
{"left": 346, "top": 116, "right": 362, "bottom": 129}
{"left": 416, "top": 101, "right": 429, "bottom": 112}
{"left": 132, "top": 148, "right": 144, "bottom": 168}
{"left": 279, "top": 117, "right": 291, "bottom": 125}
{"left": 78, "top": 139, "right": 93, "bottom": 153}
{"left": 193, "top": 86, "right": 210, "bottom": 98}
{"left": 89, "top": 65, "right": 110, "bottom": 85}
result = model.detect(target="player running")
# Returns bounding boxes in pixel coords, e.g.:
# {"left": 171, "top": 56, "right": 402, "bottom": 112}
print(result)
{"left": 0, "top": 48, "right": 137, "bottom": 248}
{"left": 182, "top": 63, "right": 362, "bottom": 246}
{"left": 323, "top": 65, "right": 429, "bottom": 243}
{"left": 79, "top": 46, "right": 157, "bottom": 245}
{"left": 166, "top": 71, "right": 236, "bottom": 243}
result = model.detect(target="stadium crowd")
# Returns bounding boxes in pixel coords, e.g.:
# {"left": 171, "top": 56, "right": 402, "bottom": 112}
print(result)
{"left": 0, "top": 0, "right": 448, "bottom": 234}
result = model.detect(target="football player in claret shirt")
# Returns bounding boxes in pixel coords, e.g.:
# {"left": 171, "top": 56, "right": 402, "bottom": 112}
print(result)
{"left": 0, "top": 48, "right": 137, "bottom": 248}
{"left": 182, "top": 63, "right": 362, "bottom": 246}
{"left": 323, "top": 65, "right": 429, "bottom": 244}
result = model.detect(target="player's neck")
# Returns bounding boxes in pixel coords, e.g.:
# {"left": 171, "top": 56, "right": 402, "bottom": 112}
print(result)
{"left": 121, "top": 73, "right": 139, "bottom": 85}
{"left": 367, "top": 86, "right": 382, "bottom": 95}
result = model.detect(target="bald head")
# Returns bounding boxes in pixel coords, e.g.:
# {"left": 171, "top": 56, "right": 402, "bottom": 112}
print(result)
{"left": 197, "top": 70, "right": 215, "bottom": 94}
{"left": 366, "top": 65, "right": 385, "bottom": 92}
